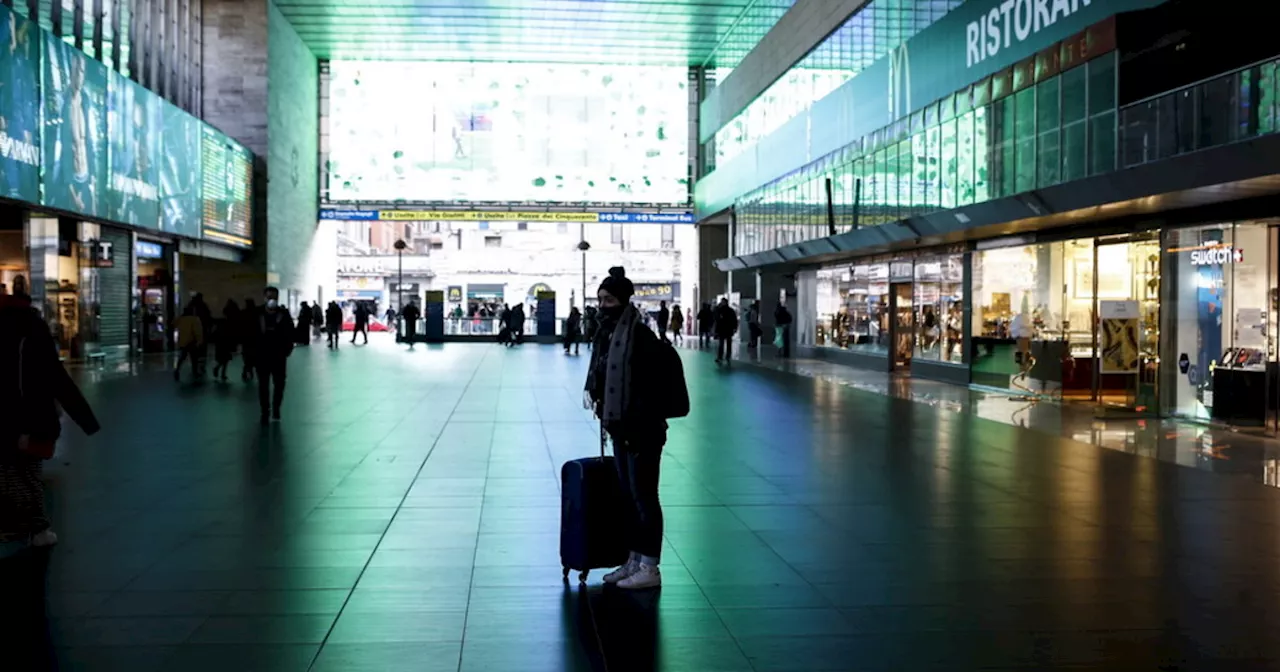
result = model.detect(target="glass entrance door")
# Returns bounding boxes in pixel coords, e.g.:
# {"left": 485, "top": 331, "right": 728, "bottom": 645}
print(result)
{"left": 890, "top": 283, "right": 913, "bottom": 371}
{"left": 1090, "top": 234, "right": 1161, "bottom": 411}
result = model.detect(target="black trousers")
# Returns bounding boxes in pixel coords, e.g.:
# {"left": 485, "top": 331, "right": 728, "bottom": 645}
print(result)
{"left": 404, "top": 321, "right": 416, "bottom": 344}
{"left": 748, "top": 324, "right": 762, "bottom": 348}
{"left": 699, "top": 330, "right": 711, "bottom": 347}
{"left": 327, "top": 327, "right": 339, "bottom": 348}
{"left": 256, "top": 358, "right": 287, "bottom": 413}
{"left": 612, "top": 431, "right": 665, "bottom": 561}
{"left": 717, "top": 336, "right": 733, "bottom": 362}
{"left": 352, "top": 324, "right": 368, "bottom": 343}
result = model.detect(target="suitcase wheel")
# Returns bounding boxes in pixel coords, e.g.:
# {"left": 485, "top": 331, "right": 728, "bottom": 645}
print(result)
{"left": 579, "top": 570, "right": 589, "bottom": 584}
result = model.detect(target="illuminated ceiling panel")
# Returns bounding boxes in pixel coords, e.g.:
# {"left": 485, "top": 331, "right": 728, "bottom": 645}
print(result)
{"left": 275, "top": 0, "right": 795, "bottom": 65}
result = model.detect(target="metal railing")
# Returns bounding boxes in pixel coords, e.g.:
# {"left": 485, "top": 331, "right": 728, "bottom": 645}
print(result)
{"left": 1120, "top": 56, "right": 1280, "bottom": 169}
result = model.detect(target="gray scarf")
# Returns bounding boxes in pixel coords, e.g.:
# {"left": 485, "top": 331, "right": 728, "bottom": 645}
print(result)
{"left": 586, "top": 304, "right": 640, "bottom": 423}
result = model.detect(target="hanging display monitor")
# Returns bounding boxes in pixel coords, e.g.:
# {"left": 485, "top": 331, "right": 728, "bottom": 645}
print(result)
{"left": 0, "top": 5, "right": 40, "bottom": 203}
{"left": 159, "top": 100, "right": 202, "bottom": 239}
{"left": 106, "top": 71, "right": 161, "bottom": 226}
{"left": 41, "top": 32, "right": 108, "bottom": 218}
{"left": 200, "top": 126, "right": 252, "bottom": 248}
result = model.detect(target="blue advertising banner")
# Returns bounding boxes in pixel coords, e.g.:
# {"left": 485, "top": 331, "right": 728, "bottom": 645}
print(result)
{"left": 0, "top": 5, "right": 40, "bottom": 203}
{"left": 106, "top": 71, "right": 161, "bottom": 226}
{"left": 42, "top": 32, "right": 109, "bottom": 218}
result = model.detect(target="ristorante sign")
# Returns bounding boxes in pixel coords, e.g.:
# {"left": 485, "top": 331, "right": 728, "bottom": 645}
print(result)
{"left": 967, "top": 0, "right": 1096, "bottom": 68}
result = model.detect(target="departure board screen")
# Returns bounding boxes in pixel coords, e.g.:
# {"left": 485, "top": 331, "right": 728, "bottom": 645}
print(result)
{"left": 200, "top": 126, "right": 252, "bottom": 247}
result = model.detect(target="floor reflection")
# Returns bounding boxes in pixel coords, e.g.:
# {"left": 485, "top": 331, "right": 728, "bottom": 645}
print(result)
{"left": 737, "top": 353, "right": 1280, "bottom": 488}
{"left": 588, "top": 585, "right": 661, "bottom": 671}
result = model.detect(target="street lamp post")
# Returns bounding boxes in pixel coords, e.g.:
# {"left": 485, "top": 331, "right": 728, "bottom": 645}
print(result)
{"left": 394, "top": 239, "right": 407, "bottom": 338}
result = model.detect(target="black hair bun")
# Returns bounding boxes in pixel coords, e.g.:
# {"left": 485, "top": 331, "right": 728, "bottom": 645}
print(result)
{"left": 608, "top": 266, "right": 626, "bottom": 279}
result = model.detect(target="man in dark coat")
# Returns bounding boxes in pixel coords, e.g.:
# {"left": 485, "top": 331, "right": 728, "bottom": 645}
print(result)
{"left": 400, "top": 300, "right": 422, "bottom": 348}
{"left": 713, "top": 298, "right": 738, "bottom": 366}
{"left": 252, "top": 287, "right": 295, "bottom": 424}
{"left": 351, "top": 302, "right": 370, "bottom": 345}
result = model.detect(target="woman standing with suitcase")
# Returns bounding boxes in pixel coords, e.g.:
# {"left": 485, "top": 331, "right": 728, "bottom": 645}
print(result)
{"left": 584, "top": 266, "right": 668, "bottom": 590}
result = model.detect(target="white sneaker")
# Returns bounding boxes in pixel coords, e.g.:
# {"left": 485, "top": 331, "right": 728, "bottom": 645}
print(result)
{"left": 616, "top": 563, "right": 661, "bottom": 590}
{"left": 603, "top": 559, "right": 640, "bottom": 584}
{"left": 30, "top": 529, "right": 58, "bottom": 547}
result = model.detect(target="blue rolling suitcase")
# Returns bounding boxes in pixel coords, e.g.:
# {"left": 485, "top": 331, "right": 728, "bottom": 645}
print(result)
{"left": 560, "top": 428, "right": 628, "bottom": 583}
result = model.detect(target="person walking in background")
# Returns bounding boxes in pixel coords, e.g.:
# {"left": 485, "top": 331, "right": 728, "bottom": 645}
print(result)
{"left": 713, "top": 298, "right": 738, "bottom": 366}
{"left": 311, "top": 303, "right": 323, "bottom": 341}
{"left": 746, "top": 300, "right": 763, "bottom": 350}
{"left": 239, "top": 298, "right": 258, "bottom": 382}
{"left": 325, "top": 301, "right": 343, "bottom": 349}
{"left": 583, "top": 305, "right": 598, "bottom": 349}
{"left": 0, "top": 275, "right": 99, "bottom": 548}
{"left": 351, "top": 302, "right": 370, "bottom": 345}
{"left": 697, "top": 303, "right": 714, "bottom": 348}
{"left": 252, "top": 287, "right": 295, "bottom": 424}
{"left": 295, "top": 302, "right": 314, "bottom": 347}
{"left": 509, "top": 303, "right": 526, "bottom": 345}
{"left": 564, "top": 306, "right": 582, "bottom": 355}
{"left": 656, "top": 301, "right": 671, "bottom": 345}
{"left": 211, "top": 300, "right": 240, "bottom": 381}
{"left": 384, "top": 306, "right": 396, "bottom": 331}
{"left": 774, "top": 301, "right": 794, "bottom": 358}
{"left": 686, "top": 307, "right": 693, "bottom": 337}
{"left": 586, "top": 267, "right": 668, "bottom": 590}
{"left": 669, "top": 304, "right": 684, "bottom": 345}
{"left": 400, "top": 299, "right": 421, "bottom": 348}
{"left": 173, "top": 304, "right": 205, "bottom": 381}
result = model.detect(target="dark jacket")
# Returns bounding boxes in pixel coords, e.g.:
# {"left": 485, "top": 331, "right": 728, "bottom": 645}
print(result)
{"left": 252, "top": 307, "right": 295, "bottom": 363}
{"left": 713, "top": 304, "right": 738, "bottom": 338}
{"left": 509, "top": 305, "right": 526, "bottom": 330}
{"left": 697, "top": 306, "right": 714, "bottom": 332}
{"left": 587, "top": 310, "right": 667, "bottom": 440}
{"left": 401, "top": 304, "right": 421, "bottom": 325}
{"left": 774, "top": 304, "right": 793, "bottom": 327}
{"left": 657, "top": 306, "right": 669, "bottom": 330}
{"left": 325, "top": 303, "right": 343, "bottom": 331}
{"left": 354, "top": 305, "right": 370, "bottom": 326}
{"left": 0, "top": 298, "right": 100, "bottom": 443}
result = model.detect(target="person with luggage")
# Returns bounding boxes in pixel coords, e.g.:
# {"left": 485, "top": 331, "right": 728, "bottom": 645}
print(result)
{"left": 697, "top": 303, "right": 714, "bottom": 348}
{"left": 325, "top": 301, "right": 343, "bottom": 349}
{"left": 251, "top": 287, "right": 295, "bottom": 424}
{"left": 400, "top": 299, "right": 421, "bottom": 348}
{"left": 774, "top": 301, "right": 793, "bottom": 358}
{"left": 714, "top": 298, "right": 738, "bottom": 366}
{"left": 585, "top": 266, "right": 668, "bottom": 590}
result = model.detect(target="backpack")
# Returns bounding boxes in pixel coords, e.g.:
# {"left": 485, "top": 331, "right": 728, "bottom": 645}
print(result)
{"left": 654, "top": 342, "right": 689, "bottom": 419}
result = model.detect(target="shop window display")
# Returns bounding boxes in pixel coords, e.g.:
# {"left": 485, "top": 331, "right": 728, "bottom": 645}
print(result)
{"left": 913, "top": 255, "right": 964, "bottom": 364}
{"left": 972, "top": 236, "right": 1160, "bottom": 406}
{"left": 815, "top": 262, "right": 889, "bottom": 356}
{"left": 1163, "top": 221, "right": 1276, "bottom": 426}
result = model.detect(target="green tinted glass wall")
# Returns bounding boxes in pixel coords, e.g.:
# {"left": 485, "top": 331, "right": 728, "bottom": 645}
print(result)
{"left": 0, "top": 5, "right": 40, "bottom": 203}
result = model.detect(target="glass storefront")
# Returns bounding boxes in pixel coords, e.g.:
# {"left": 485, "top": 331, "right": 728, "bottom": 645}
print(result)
{"left": 815, "top": 250, "right": 966, "bottom": 370}
{"left": 1162, "top": 221, "right": 1278, "bottom": 427}
{"left": 971, "top": 234, "right": 1161, "bottom": 408}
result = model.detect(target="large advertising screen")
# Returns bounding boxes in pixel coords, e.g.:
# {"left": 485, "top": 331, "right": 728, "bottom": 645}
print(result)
{"left": 0, "top": 5, "right": 40, "bottom": 203}
{"left": 41, "top": 32, "right": 108, "bottom": 218}
{"left": 106, "top": 71, "right": 161, "bottom": 226}
{"left": 327, "top": 61, "right": 689, "bottom": 205}
{"left": 159, "top": 100, "right": 202, "bottom": 238}
{"left": 200, "top": 126, "right": 252, "bottom": 247}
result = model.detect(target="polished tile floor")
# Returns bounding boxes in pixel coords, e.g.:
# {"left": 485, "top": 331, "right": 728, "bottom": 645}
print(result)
{"left": 8, "top": 336, "right": 1280, "bottom": 670}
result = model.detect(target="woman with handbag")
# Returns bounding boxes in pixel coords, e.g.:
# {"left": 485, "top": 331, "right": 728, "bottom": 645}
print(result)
{"left": 0, "top": 276, "right": 100, "bottom": 547}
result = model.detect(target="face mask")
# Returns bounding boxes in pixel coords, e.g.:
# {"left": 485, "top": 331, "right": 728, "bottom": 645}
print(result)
{"left": 265, "top": 299, "right": 278, "bottom": 309}
{"left": 601, "top": 304, "right": 624, "bottom": 320}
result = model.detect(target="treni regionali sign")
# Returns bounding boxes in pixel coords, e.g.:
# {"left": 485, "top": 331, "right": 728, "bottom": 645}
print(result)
{"left": 319, "top": 209, "right": 695, "bottom": 224}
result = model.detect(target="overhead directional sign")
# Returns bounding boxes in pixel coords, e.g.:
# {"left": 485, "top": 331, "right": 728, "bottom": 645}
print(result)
{"left": 319, "top": 209, "right": 695, "bottom": 224}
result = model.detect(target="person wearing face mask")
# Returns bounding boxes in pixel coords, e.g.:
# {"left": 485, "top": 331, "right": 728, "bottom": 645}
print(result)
{"left": 585, "top": 266, "right": 667, "bottom": 590}
{"left": 251, "top": 287, "right": 295, "bottom": 424}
